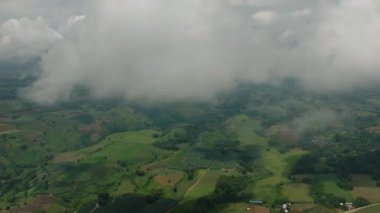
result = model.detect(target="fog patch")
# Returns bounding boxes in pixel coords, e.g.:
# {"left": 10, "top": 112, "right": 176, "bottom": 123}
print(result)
{"left": 0, "top": 0, "right": 380, "bottom": 104}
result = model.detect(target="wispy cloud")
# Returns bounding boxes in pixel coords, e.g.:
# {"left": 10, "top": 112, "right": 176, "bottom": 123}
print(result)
{"left": 0, "top": 0, "right": 379, "bottom": 104}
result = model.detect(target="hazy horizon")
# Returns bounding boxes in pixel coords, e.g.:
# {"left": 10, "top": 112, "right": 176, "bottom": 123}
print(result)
{"left": 1, "top": 0, "right": 380, "bottom": 104}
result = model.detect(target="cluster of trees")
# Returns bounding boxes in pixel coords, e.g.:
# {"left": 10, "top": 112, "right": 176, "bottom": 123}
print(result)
{"left": 97, "top": 192, "right": 111, "bottom": 206}
{"left": 197, "top": 131, "right": 240, "bottom": 158}
{"left": 185, "top": 167, "right": 195, "bottom": 180}
{"left": 310, "top": 180, "right": 346, "bottom": 208}
{"left": 293, "top": 131, "right": 380, "bottom": 178}
{"left": 177, "top": 175, "right": 251, "bottom": 212}
{"left": 353, "top": 197, "right": 370, "bottom": 208}
{"left": 154, "top": 127, "right": 197, "bottom": 150}
{"left": 308, "top": 177, "right": 370, "bottom": 209}
{"left": 102, "top": 108, "right": 150, "bottom": 135}
{"left": 145, "top": 188, "right": 164, "bottom": 203}
{"left": 213, "top": 176, "right": 251, "bottom": 203}
{"left": 236, "top": 145, "right": 261, "bottom": 172}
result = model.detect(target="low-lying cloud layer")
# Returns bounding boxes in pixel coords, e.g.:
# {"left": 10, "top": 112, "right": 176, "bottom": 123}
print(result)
{"left": 0, "top": 17, "right": 63, "bottom": 63}
{"left": 1, "top": 0, "right": 380, "bottom": 104}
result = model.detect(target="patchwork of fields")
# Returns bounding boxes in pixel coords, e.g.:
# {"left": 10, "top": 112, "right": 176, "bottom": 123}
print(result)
{"left": 1, "top": 84, "right": 380, "bottom": 213}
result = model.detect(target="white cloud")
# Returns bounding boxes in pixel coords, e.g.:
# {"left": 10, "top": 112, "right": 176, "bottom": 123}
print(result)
{"left": 67, "top": 15, "right": 86, "bottom": 26}
{"left": 291, "top": 8, "right": 312, "bottom": 18}
{"left": 0, "top": 0, "right": 376, "bottom": 104}
{"left": 252, "top": 10, "right": 277, "bottom": 24}
{"left": 0, "top": 17, "right": 63, "bottom": 62}
{"left": 302, "top": 0, "right": 380, "bottom": 90}
{"left": 58, "top": 15, "right": 86, "bottom": 33}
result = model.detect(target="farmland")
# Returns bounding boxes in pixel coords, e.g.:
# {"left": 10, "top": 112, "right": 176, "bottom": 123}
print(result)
{"left": 0, "top": 82, "right": 380, "bottom": 213}
{"left": 355, "top": 204, "right": 380, "bottom": 213}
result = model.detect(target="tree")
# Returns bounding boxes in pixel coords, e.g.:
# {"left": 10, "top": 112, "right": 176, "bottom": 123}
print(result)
{"left": 97, "top": 192, "right": 110, "bottom": 206}
{"left": 214, "top": 137, "right": 239, "bottom": 155}
{"left": 145, "top": 187, "right": 163, "bottom": 203}
{"left": 353, "top": 197, "right": 370, "bottom": 208}
{"left": 202, "top": 132, "right": 240, "bottom": 156}
{"left": 135, "top": 169, "right": 145, "bottom": 176}
{"left": 214, "top": 175, "right": 249, "bottom": 203}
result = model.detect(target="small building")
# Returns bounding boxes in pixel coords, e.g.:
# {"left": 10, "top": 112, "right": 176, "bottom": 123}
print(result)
{"left": 249, "top": 200, "right": 264, "bottom": 204}
{"left": 282, "top": 203, "right": 291, "bottom": 213}
{"left": 345, "top": 202, "right": 353, "bottom": 210}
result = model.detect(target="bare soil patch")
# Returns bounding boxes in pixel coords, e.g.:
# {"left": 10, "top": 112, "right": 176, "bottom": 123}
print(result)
{"left": 0, "top": 123, "right": 16, "bottom": 132}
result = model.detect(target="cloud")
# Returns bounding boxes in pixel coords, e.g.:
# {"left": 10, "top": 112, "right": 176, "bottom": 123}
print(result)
{"left": 290, "top": 109, "right": 339, "bottom": 134}
{"left": 58, "top": 15, "right": 86, "bottom": 34}
{"left": 0, "top": 17, "right": 63, "bottom": 63}
{"left": 252, "top": 10, "right": 277, "bottom": 24}
{"left": 0, "top": 0, "right": 88, "bottom": 25}
{"left": 300, "top": 0, "right": 380, "bottom": 90}
{"left": 291, "top": 8, "right": 312, "bottom": 18}
{"left": 0, "top": 0, "right": 378, "bottom": 104}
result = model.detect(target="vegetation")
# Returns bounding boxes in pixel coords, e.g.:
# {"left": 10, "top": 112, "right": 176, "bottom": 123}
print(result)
{"left": 0, "top": 78, "right": 380, "bottom": 212}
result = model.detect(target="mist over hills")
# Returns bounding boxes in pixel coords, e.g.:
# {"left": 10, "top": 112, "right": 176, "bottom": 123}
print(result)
{"left": 1, "top": 0, "right": 380, "bottom": 104}
{"left": 1, "top": 1, "right": 380, "bottom": 213}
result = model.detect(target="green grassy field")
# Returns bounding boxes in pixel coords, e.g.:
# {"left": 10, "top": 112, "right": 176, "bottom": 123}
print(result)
{"left": 250, "top": 149, "right": 308, "bottom": 203}
{"left": 55, "top": 130, "right": 169, "bottom": 164}
{"left": 289, "top": 204, "right": 317, "bottom": 212}
{"left": 216, "top": 203, "right": 270, "bottom": 213}
{"left": 48, "top": 130, "right": 175, "bottom": 208}
{"left": 113, "top": 180, "right": 135, "bottom": 197}
{"left": 302, "top": 205, "right": 335, "bottom": 213}
{"left": 318, "top": 174, "right": 352, "bottom": 200}
{"left": 226, "top": 114, "right": 309, "bottom": 204}
{"left": 282, "top": 183, "right": 313, "bottom": 202}
{"left": 184, "top": 169, "right": 224, "bottom": 202}
{"left": 227, "top": 115, "right": 267, "bottom": 147}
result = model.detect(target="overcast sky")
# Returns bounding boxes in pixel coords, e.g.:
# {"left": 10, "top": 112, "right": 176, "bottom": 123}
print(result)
{"left": 1, "top": 0, "right": 380, "bottom": 104}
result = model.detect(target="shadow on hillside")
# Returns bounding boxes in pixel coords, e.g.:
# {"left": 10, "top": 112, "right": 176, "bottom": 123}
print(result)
{"left": 79, "top": 193, "right": 177, "bottom": 213}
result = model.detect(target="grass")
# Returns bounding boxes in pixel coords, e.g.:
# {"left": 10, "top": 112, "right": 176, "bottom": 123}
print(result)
{"left": 351, "top": 175, "right": 380, "bottom": 202}
{"left": 302, "top": 205, "right": 334, "bottom": 213}
{"left": 227, "top": 115, "right": 267, "bottom": 147}
{"left": 282, "top": 183, "right": 313, "bottom": 202}
{"left": 0, "top": 123, "right": 16, "bottom": 132}
{"left": 49, "top": 130, "right": 175, "bottom": 208}
{"left": 227, "top": 114, "right": 309, "bottom": 204}
{"left": 356, "top": 204, "right": 380, "bottom": 213}
{"left": 184, "top": 169, "right": 226, "bottom": 202}
{"left": 168, "top": 172, "right": 201, "bottom": 200}
{"left": 251, "top": 148, "right": 308, "bottom": 202}
{"left": 366, "top": 125, "right": 380, "bottom": 133}
{"left": 351, "top": 174, "right": 377, "bottom": 187}
{"left": 251, "top": 181, "right": 281, "bottom": 203}
{"left": 369, "top": 98, "right": 380, "bottom": 106}
{"left": 86, "top": 141, "right": 165, "bottom": 164}
{"left": 153, "top": 169, "right": 184, "bottom": 186}
{"left": 290, "top": 203, "right": 317, "bottom": 212}
{"left": 43, "top": 203, "right": 67, "bottom": 213}
{"left": 54, "top": 130, "right": 166, "bottom": 164}
{"left": 166, "top": 132, "right": 237, "bottom": 169}
{"left": 113, "top": 180, "right": 135, "bottom": 197}
{"left": 352, "top": 187, "right": 380, "bottom": 203}
{"left": 283, "top": 149, "right": 309, "bottom": 171}
{"left": 249, "top": 149, "right": 288, "bottom": 202}
{"left": 318, "top": 174, "right": 352, "bottom": 200}
{"left": 216, "top": 203, "right": 270, "bottom": 213}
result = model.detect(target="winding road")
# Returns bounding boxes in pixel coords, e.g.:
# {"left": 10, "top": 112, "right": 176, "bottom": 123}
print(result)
{"left": 345, "top": 203, "right": 380, "bottom": 213}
